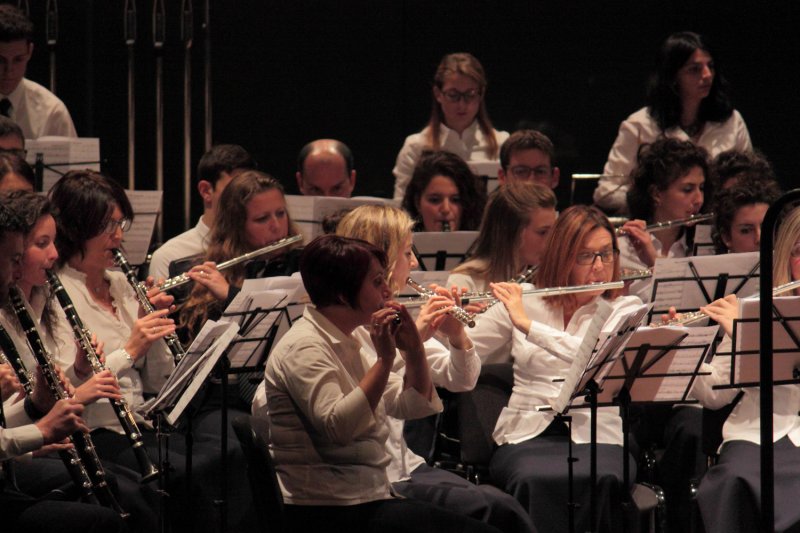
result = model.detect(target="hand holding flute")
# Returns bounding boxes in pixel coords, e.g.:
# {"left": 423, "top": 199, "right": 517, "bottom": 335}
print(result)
{"left": 413, "top": 284, "right": 476, "bottom": 349}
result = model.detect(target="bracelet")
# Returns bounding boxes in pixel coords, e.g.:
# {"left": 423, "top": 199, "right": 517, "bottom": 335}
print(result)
{"left": 23, "top": 396, "right": 46, "bottom": 421}
{"left": 121, "top": 349, "right": 135, "bottom": 365}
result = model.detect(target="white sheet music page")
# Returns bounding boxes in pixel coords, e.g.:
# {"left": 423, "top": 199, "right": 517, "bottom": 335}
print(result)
{"left": 651, "top": 252, "right": 760, "bottom": 312}
{"left": 285, "top": 195, "right": 389, "bottom": 240}
{"left": 736, "top": 296, "right": 800, "bottom": 384}
{"left": 122, "top": 190, "right": 163, "bottom": 265}
{"left": 412, "top": 231, "right": 478, "bottom": 271}
{"left": 548, "top": 299, "right": 613, "bottom": 414}
{"left": 26, "top": 136, "right": 101, "bottom": 192}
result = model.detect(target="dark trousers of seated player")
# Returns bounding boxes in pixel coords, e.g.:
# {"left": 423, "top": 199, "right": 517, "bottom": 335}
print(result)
{"left": 698, "top": 437, "right": 800, "bottom": 533}
{"left": 90, "top": 424, "right": 253, "bottom": 533}
{"left": 392, "top": 463, "right": 537, "bottom": 533}
{"left": 489, "top": 420, "right": 636, "bottom": 533}
{"left": 284, "top": 498, "right": 503, "bottom": 533}
{"left": 13, "top": 453, "right": 159, "bottom": 533}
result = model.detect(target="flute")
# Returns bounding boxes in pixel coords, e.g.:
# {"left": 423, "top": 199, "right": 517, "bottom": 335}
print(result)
{"left": 112, "top": 248, "right": 187, "bottom": 364}
{"left": 404, "top": 278, "right": 475, "bottom": 328}
{"left": 8, "top": 287, "right": 128, "bottom": 518}
{"left": 616, "top": 212, "right": 714, "bottom": 236}
{"left": 156, "top": 234, "right": 303, "bottom": 292}
{"left": 0, "top": 327, "right": 98, "bottom": 505}
{"left": 654, "top": 279, "right": 800, "bottom": 327}
{"left": 47, "top": 269, "right": 159, "bottom": 483}
{"left": 459, "top": 280, "right": 625, "bottom": 305}
{"left": 621, "top": 268, "right": 652, "bottom": 281}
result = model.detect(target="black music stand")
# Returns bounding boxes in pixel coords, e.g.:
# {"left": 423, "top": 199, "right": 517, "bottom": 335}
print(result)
{"left": 412, "top": 231, "right": 478, "bottom": 271}
{"left": 647, "top": 253, "right": 760, "bottom": 324}
{"left": 31, "top": 152, "right": 103, "bottom": 192}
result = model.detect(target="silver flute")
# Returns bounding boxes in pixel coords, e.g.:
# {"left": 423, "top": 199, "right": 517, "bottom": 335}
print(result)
{"left": 616, "top": 212, "right": 714, "bottom": 236}
{"left": 404, "top": 278, "right": 476, "bottom": 328}
{"left": 112, "top": 248, "right": 187, "bottom": 364}
{"left": 655, "top": 279, "right": 800, "bottom": 327}
{"left": 469, "top": 265, "right": 539, "bottom": 315}
{"left": 47, "top": 269, "right": 159, "bottom": 483}
{"left": 459, "top": 280, "right": 625, "bottom": 305}
{"left": 156, "top": 234, "right": 303, "bottom": 292}
{"left": 620, "top": 268, "right": 652, "bottom": 281}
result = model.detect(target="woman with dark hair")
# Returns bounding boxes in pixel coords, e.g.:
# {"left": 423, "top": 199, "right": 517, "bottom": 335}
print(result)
{"left": 0, "top": 152, "right": 35, "bottom": 191}
{"left": 392, "top": 52, "right": 508, "bottom": 202}
{"left": 619, "top": 137, "right": 710, "bottom": 302}
{"left": 711, "top": 178, "right": 782, "bottom": 254}
{"left": 468, "top": 205, "right": 641, "bottom": 533}
{"left": 255, "top": 234, "right": 499, "bottom": 533}
{"left": 178, "top": 170, "right": 303, "bottom": 340}
{"left": 691, "top": 206, "right": 800, "bottom": 533}
{"left": 48, "top": 170, "right": 252, "bottom": 533}
{"left": 594, "top": 31, "right": 751, "bottom": 214}
{"left": 712, "top": 148, "right": 777, "bottom": 190}
{"left": 401, "top": 150, "right": 487, "bottom": 232}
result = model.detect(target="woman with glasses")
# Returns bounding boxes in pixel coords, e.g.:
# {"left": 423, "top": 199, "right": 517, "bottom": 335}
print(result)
{"left": 690, "top": 206, "right": 800, "bottom": 533}
{"left": 401, "top": 150, "right": 486, "bottom": 232}
{"left": 468, "top": 205, "right": 641, "bottom": 533}
{"left": 392, "top": 52, "right": 508, "bottom": 202}
{"left": 618, "top": 137, "right": 710, "bottom": 302}
{"left": 48, "top": 170, "right": 252, "bottom": 533}
{"left": 594, "top": 31, "right": 751, "bottom": 214}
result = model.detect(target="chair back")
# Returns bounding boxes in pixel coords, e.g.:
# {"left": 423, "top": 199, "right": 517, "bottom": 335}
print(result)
{"left": 232, "top": 414, "right": 286, "bottom": 533}
{"left": 458, "top": 363, "right": 514, "bottom": 466}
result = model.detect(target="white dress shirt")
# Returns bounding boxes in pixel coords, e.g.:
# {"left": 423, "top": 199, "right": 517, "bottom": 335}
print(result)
{"left": 594, "top": 107, "right": 751, "bottom": 213}
{"left": 149, "top": 217, "right": 211, "bottom": 281}
{"left": 392, "top": 121, "right": 509, "bottom": 202}
{"left": 0, "top": 399, "right": 42, "bottom": 461}
{"left": 618, "top": 232, "right": 690, "bottom": 303}
{"left": 56, "top": 265, "right": 175, "bottom": 432}
{"left": 253, "top": 307, "right": 442, "bottom": 506}
{"left": 469, "top": 288, "right": 643, "bottom": 445}
{"left": 692, "top": 336, "right": 800, "bottom": 448}
{"left": 6, "top": 78, "right": 77, "bottom": 140}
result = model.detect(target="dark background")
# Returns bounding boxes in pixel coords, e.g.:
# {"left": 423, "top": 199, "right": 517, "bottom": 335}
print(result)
{"left": 18, "top": 0, "right": 799, "bottom": 242}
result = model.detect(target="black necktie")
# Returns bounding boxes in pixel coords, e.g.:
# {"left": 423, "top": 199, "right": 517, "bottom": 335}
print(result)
{"left": 0, "top": 98, "right": 11, "bottom": 118}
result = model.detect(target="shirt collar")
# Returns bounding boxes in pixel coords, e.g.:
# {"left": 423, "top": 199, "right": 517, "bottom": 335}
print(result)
{"left": 3, "top": 79, "right": 26, "bottom": 113}
{"left": 303, "top": 306, "right": 361, "bottom": 352}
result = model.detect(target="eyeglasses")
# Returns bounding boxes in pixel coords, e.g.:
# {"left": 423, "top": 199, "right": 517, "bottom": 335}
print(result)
{"left": 790, "top": 243, "right": 800, "bottom": 259}
{"left": 440, "top": 88, "right": 481, "bottom": 104}
{"left": 103, "top": 217, "right": 131, "bottom": 234}
{"left": 509, "top": 165, "right": 553, "bottom": 181}
{"left": 575, "top": 249, "right": 619, "bottom": 266}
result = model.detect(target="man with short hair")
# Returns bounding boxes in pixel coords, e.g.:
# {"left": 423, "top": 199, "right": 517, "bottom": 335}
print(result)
{"left": 0, "top": 5, "right": 76, "bottom": 139}
{"left": 149, "top": 144, "right": 256, "bottom": 281}
{"left": 497, "top": 130, "right": 560, "bottom": 189}
{"left": 296, "top": 139, "right": 356, "bottom": 197}
{"left": 0, "top": 116, "right": 24, "bottom": 151}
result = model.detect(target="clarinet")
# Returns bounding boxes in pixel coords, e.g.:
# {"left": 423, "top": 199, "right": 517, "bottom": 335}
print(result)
{"left": 8, "top": 287, "right": 129, "bottom": 518}
{"left": 112, "top": 248, "right": 187, "bottom": 364}
{"left": 46, "top": 269, "right": 160, "bottom": 483}
{"left": 0, "top": 326, "right": 98, "bottom": 505}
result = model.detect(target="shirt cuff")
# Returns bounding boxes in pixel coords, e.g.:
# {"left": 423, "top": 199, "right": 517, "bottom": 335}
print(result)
{"left": 0, "top": 424, "right": 44, "bottom": 460}
{"left": 105, "top": 348, "right": 135, "bottom": 374}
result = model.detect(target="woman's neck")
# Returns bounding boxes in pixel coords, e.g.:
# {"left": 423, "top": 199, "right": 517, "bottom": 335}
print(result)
{"left": 655, "top": 226, "right": 682, "bottom": 256}
{"left": 680, "top": 99, "right": 701, "bottom": 130}
{"left": 317, "top": 306, "right": 361, "bottom": 337}
{"left": 68, "top": 257, "right": 106, "bottom": 291}
{"left": 17, "top": 280, "right": 33, "bottom": 301}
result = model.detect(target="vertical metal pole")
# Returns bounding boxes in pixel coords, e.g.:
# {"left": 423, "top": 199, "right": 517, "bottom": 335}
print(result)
{"left": 124, "top": 0, "right": 137, "bottom": 190}
{"left": 153, "top": 0, "right": 165, "bottom": 242}
{"left": 16, "top": 1, "right": 29, "bottom": 17}
{"left": 181, "top": 0, "right": 193, "bottom": 231}
{"left": 202, "top": 0, "right": 211, "bottom": 151}
{"left": 45, "top": 0, "right": 58, "bottom": 93}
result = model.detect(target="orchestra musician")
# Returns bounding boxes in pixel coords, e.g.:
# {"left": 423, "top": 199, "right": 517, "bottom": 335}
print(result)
{"left": 594, "top": 31, "right": 751, "bottom": 214}
{"left": 468, "top": 205, "right": 639, "bottom": 533}
{"left": 254, "top": 234, "right": 500, "bottom": 533}
{"left": 392, "top": 52, "right": 508, "bottom": 203}
{"left": 47, "top": 170, "right": 253, "bottom": 533}
{"left": 711, "top": 178, "right": 782, "bottom": 254}
{"left": 401, "top": 150, "right": 487, "bottom": 232}
{"left": 324, "top": 203, "right": 535, "bottom": 533}
{"left": 691, "top": 206, "right": 800, "bottom": 532}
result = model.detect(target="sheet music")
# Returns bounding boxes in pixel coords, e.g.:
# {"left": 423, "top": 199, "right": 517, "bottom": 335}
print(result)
{"left": 222, "top": 290, "right": 290, "bottom": 367}
{"left": 285, "top": 195, "right": 389, "bottom": 240}
{"left": 549, "top": 299, "right": 613, "bottom": 414}
{"left": 651, "top": 252, "right": 760, "bottom": 311}
{"left": 120, "top": 190, "right": 162, "bottom": 265}
{"left": 26, "top": 136, "right": 101, "bottom": 192}
{"left": 735, "top": 296, "right": 800, "bottom": 383}
{"left": 413, "top": 231, "right": 478, "bottom": 271}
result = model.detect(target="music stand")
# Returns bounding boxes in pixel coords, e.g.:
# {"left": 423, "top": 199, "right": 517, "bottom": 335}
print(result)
{"left": 285, "top": 194, "right": 390, "bottom": 240}
{"left": 647, "top": 252, "right": 760, "bottom": 324}
{"left": 412, "top": 231, "right": 478, "bottom": 271}
{"left": 25, "top": 136, "right": 102, "bottom": 192}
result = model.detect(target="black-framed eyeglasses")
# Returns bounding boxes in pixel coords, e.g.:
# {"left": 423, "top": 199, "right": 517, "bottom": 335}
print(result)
{"left": 509, "top": 165, "right": 553, "bottom": 181}
{"left": 575, "top": 249, "right": 619, "bottom": 266}
{"left": 440, "top": 88, "right": 481, "bottom": 104}
{"left": 103, "top": 217, "right": 132, "bottom": 234}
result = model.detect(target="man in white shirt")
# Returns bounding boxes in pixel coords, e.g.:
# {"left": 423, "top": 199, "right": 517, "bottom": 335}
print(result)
{"left": 497, "top": 130, "right": 560, "bottom": 189}
{"left": 149, "top": 144, "right": 256, "bottom": 281}
{"left": 0, "top": 5, "right": 77, "bottom": 140}
{"left": 296, "top": 139, "right": 356, "bottom": 197}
